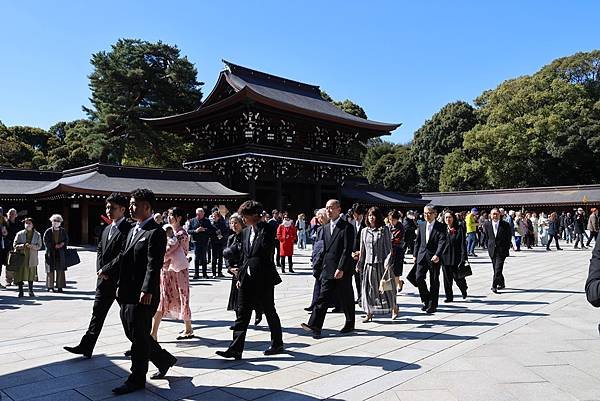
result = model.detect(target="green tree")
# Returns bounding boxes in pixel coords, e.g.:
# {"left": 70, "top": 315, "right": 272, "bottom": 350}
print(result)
{"left": 412, "top": 101, "right": 477, "bottom": 191}
{"left": 84, "top": 38, "right": 203, "bottom": 166}
{"left": 363, "top": 142, "right": 418, "bottom": 193}
{"left": 0, "top": 122, "right": 49, "bottom": 168}
{"left": 320, "top": 90, "right": 368, "bottom": 119}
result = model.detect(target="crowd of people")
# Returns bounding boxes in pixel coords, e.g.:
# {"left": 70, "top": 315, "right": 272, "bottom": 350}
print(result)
{"left": 1, "top": 193, "right": 598, "bottom": 395}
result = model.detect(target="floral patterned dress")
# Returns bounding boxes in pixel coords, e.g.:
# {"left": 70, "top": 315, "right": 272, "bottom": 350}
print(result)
{"left": 157, "top": 228, "right": 192, "bottom": 321}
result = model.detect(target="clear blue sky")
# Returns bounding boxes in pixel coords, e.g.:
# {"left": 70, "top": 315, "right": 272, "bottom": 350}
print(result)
{"left": 1, "top": 1, "right": 599, "bottom": 144}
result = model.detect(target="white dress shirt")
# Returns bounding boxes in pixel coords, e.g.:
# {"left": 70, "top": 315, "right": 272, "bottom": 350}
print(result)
{"left": 493, "top": 221, "right": 499, "bottom": 237}
{"left": 426, "top": 221, "right": 434, "bottom": 243}
{"left": 330, "top": 216, "right": 341, "bottom": 235}
{"left": 108, "top": 217, "right": 125, "bottom": 241}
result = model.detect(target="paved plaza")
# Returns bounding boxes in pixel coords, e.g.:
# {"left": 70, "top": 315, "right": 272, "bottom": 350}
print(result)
{"left": 0, "top": 243, "right": 599, "bottom": 401}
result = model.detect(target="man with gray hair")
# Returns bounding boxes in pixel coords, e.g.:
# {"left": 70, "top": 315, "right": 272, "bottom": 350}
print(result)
{"left": 188, "top": 207, "right": 214, "bottom": 279}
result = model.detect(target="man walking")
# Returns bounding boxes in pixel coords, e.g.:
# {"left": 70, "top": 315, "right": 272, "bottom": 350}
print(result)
{"left": 302, "top": 199, "right": 355, "bottom": 338}
{"left": 484, "top": 208, "right": 512, "bottom": 293}
{"left": 187, "top": 207, "right": 213, "bottom": 279}
{"left": 64, "top": 193, "right": 132, "bottom": 359}
{"left": 586, "top": 208, "right": 599, "bottom": 247}
{"left": 465, "top": 208, "right": 478, "bottom": 257}
{"left": 216, "top": 200, "right": 284, "bottom": 360}
{"left": 112, "top": 189, "right": 176, "bottom": 395}
{"left": 413, "top": 205, "right": 447, "bottom": 314}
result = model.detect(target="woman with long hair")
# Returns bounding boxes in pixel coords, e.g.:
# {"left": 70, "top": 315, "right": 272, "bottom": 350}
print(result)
{"left": 357, "top": 207, "right": 397, "bottom": 322}
{"left": 151, "top": 207, "right": 194, "bottom": 341}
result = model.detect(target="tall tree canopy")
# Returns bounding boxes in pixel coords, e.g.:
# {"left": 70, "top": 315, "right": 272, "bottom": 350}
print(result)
{"left": 84, "top": 38, "right": 203, "bottom": 166}
{"left": 440, "top": 50, "right": 600, "bottom": 190}
{"left": 412, "top": 101, "right": 477, "bottom": 191}
{"left": 321, "top": 90, "right": 368, "bottom": 119}
{"left": 0, "top": 121, "right": 52, "bottom": 169}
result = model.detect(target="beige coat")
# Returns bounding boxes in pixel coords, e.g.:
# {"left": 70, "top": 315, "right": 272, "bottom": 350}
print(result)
{"left": 13, "top": 229, "right": 42, "bottom": 268}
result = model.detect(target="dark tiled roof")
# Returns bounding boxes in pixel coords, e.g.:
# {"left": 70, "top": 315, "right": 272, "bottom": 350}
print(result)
{"left": 143, "top": 60, "right": 401, "bottom": 133}
{"left": 421, "top": 185, "right": 600, "bottom": 208}
{"left": 343, "top": 185, "right": 428, "bottom": 207}
{"left": 0, "top": 164, "right": 246, "bottom": 200}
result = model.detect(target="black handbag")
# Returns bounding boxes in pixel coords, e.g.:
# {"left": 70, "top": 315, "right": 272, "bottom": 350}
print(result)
{"left": 457, "top": 260, "right": 473, "bottom": 279}
{"left": 65, "top": 248, "right": 80, "bottom": 267}
{"left": 7, "top": 251, "right": 25, "bottom": 272}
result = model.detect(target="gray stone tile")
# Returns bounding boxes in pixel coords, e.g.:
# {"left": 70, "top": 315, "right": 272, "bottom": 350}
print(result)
{"left": 26, "top": 389, "right": 90, "bottom": 401}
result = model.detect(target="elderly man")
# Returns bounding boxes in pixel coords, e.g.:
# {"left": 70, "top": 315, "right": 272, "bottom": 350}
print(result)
{"left": 413, "top": 205, "right": 447, "bottom": 314}
{"left": 187, "top": 207, "right": 214, "bottom": 279}
{"left": 484, "top": 208, "right": 512, "bottom": 293}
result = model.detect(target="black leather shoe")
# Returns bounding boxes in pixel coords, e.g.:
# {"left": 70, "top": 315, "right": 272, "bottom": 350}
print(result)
{"left": 263, "top": 344, "right": 284, "bottom": 355}
{"left": 461, "top": 289, "right": 468, "bottom": 299}
{"left": 193, "top": 275, "right": 200, "bottom": 280}
{"left": 491, "top": 287, "right": 499, "bottom": 294}
{"left": 331, "top": 308, "right": 343, "bottom": 313}
{"left": 425, "top": 306, "right": 437, "bottom": 314}
{"left": 304, "top": 306, "right": 313, "bottom": 311}
{"left": 497, "top": 285, "right": 505, "bottom": 290}
{"left": 124, "top": 349, "right": 132, "bottom": 357}
{"left": 301, "top": 323, "right": 321, "bottom": 339}
{"left": 340, "top": 324, "right": 355, "bottom": 334}
{"left": 112, "top": 382, "right": 144, "bottom": 395}
{"left": 150, "top": 355, "right": 176, "bottom": 379}
{"left": 63, "top": 345, "right": 91, "bottom": 359}
{"left": 421, "top": 304, "right": 428, "bottom": 312}
{"left": 215, "top": 350, "right": 242, "bottom": 360}
{"left": 444, "top": 299, "right": 453, "bottom": 303}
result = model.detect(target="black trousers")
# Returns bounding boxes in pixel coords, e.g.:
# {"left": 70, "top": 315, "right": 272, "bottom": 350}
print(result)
{"left": 280, "top": 255, "right": 293, "bottom": 271}
{"left": 546, "top": 234, "right": 560, "bottom": 250}
{"left": 587, "top": 231, "right": 598, "bottom": 247}
{"left": 491, "top": 255, "right": 506, "bottom": 289}
{"left": 416, "top": 262, "right": 441, "bottom": 309}
{"left": 308, "top": 275, "right": 355, "bottom": 330}
{"left": 309, "top": 276, "right": 340, "bottom": 309}
{"left": 228, "top": 279, "right": 282, "bottom": 355}
{"left": 354, "top": 270, "right": 362, "bottom": 301}
{"left": 441, "top": 264, "right": 467, "bottom": 301}
{"left": 211, "top": 244, "right": 224, "bottom": 276}
{"left": 79, "top": 279, "right": 117, "bottom": 353}
{"left": 274, "top": 240, "right": 281, "bottom": 265}
{"left": 194, "top": 241, "right": 209, "bottom": 277}
{"left": 574, "top": 232, "right": 585, "bottom": 248}
{"left": 120, "top": 302, "right": 175, "bottom": 385}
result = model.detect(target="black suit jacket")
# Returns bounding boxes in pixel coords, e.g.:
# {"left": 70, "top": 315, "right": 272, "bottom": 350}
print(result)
{"left": 117, "top": 219, "right": 166, "bottom": 305}
{"left": 413, "top": 220, "right": 447, "bottom": 266}
{"left": 352, "top": 219, "right": 366, "bottom": 253}
{"left": 238, "top": 221, "right": 282, "bottom": 288}
{"left": 484, "top": 220, "right": 511, "bottom": 259}
{"left": 97, "top": 219, "right": 133, "bottom": 281}
{"left": 315, "top": 217, "right": 354, "bottom": 280}
{"left": 585, "top": 240, "right": 600, "bottom": 307}
{"left": 441, "top": 225, "right": 467, "bottom": 267}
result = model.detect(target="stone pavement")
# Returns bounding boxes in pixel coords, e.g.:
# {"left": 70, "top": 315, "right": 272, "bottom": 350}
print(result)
{"left": 0, "top": 242, "right": 599, "bottom": 401}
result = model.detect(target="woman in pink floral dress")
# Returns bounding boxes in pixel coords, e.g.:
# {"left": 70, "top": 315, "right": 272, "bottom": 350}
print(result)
{"left": 151, "top": 207, "right": 193, "bottom": 341}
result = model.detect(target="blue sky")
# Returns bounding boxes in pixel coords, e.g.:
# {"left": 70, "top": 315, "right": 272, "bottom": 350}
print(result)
{"left": 1, "top": 1, "right": 599, "bottom": 144}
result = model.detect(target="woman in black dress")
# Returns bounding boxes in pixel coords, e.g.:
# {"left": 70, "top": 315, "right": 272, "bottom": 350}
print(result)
{"left": 224, "top": 214, "right": 262, "bottom": 326}
{"left": 441, "top": 211, "right": 468, "bottom": 302}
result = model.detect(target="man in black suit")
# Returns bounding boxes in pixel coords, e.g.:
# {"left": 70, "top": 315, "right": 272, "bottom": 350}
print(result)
{"left": 350, "top": 203, "right": 366, "bottom": 304}
{"left": 112, "top": 189, "right": 176, "bottom": 395}
{"left": 413, "top": 205, "right": 447, "bottom": 314}
{"left": 484, "top": 208, "right": 512, "bottom": 293}
{"left": 188, "top": 207, "right": 214, "bottom": 279}
{"left": 302, "top": 199, "right": 355, "bottom": 338}
{"left": 64, "top": 193, "right": 132, "bottom": 359}
{"left": 216, "top": 200, "right": 284, "bottom": 360}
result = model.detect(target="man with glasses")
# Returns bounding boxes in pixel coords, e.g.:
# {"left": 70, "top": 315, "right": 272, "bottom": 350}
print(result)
{"left": 413, "top": 205, "right": 447, "bottom": 314}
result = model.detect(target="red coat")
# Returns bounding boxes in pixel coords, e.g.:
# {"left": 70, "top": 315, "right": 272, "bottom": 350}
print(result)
{"left": 277, "top": 224, "right": 297, "bottom": 256}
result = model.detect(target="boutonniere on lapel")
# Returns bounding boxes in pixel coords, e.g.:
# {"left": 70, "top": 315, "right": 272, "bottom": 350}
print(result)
{"left": 138, "top": 236, "right": 147, "bottom": 242}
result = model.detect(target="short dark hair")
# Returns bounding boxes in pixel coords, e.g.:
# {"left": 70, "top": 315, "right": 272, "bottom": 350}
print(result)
{"left": 351, "top": 203, "right": 365, "bottom": 216}
{"left": 366, "top": 206, "right": 385, "bottom": 228}
{"left": 239, "top": 200, "right": 264, "bottom": 217}
{"left": 388, "top": 209, "right": 402, "bottom": 220}
{"left": 130, "top": 188, "right": 156, "bottom": 209}
{"left": 169, "top": 207, "right": 187, "bottom": 226}
{"left": 23, "top": 217, "right": 34, "bottom": 224}
{"left": 106, "top": 193, "right": 128, "bottom": 208}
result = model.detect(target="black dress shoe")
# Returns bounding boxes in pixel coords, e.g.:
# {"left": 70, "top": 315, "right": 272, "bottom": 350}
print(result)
{"left": 444, "top": 298, "right": 453, "bottom": 303}
{"left": 263, "top": 344, "right": 284, "bottom": 355}
{"left": 301, "top": 323, "right": 321, "bottom": 339}
{"left": 421, "top": 304, "right": 428, "bottom": 311}
{"left": 229, "top": 325, "right": 235, "bottom": 330}
{"left": 425, "top": 306, "right": 437, "bottom": 314}
{"left": 497, "top": 285, "right": 505, "bottom": 290}
{"left": 331, "top": 308, "right": 343, "bottom": 313}
{"left": 150, "top": 355, "right": 177, "bottom": 379}
{"left": 193, "top": 275, "right": 200, "bottom": 280}
{"left": 339, "top": 324, "right": 355, "bottom": 334}
{"left": 215, "top": 349, "right": 242, "bottom": 360}
{"left": 124, "top": 349, "right": 132, "bottom": 357}
{"left": 304, "top": 306, "right": 314, "bottom": 311}
{"left": 461, "top": 289, "right": 468, "bottom": 299}
{"left": 112, "top": 382, "right": 144, "bottom": 395}
{"left": 491, "top": 287, "right": 499, "bottom": 293}
{"left": 63, "top": 345, "right": 91, "bottom": 359}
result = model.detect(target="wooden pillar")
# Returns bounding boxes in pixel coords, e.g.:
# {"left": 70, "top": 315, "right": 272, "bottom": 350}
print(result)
{"left": 62, "top": 202, "right": 70, "bottom": 233}
{"left": 276, "top": 178, "right": 283, "bottom": 211}
{"left": 314, "top": 181, "right": 322, "bottom": 210}
{"left": 81, "top": 198, "right": 89, "bottom": 244}
{"left": 248, "top": 177, "right": 256, "bottom": 200}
